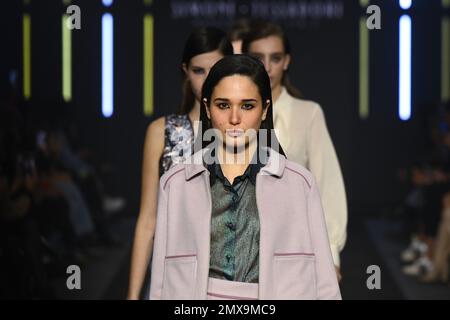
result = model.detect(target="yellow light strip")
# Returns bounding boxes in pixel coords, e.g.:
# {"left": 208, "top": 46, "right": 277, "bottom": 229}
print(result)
{"left": 442, "top": 17, "right": 450, "bottom": 101}
{"left": 23, "top": 14, "right": 31, "bottom": 100}
{"left": 143, "top": 14, "right": 154, "bottom": 116}
{"left": 359, "top": 17, "right": 369, "bottom": 119}
{"left": 360, "top": 0, "right": 370, "bottom": 7}
{"left": 62, "top": 15, "right": 72, "bottom": 102}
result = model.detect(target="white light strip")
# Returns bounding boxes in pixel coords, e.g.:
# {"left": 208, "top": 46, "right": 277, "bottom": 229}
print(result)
{"left": 102, "top": 13, "right": 113, "bottom": 118}
{"left": 399, "top": 15, "right": 412, "bottom": 121}
{"left": 399, "top": 0, "right": 412, "bottom": 10}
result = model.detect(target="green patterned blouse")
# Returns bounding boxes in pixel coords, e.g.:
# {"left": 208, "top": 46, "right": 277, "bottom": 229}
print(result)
{"left": 207, "top": 159, "right": 264, "bottom": 283}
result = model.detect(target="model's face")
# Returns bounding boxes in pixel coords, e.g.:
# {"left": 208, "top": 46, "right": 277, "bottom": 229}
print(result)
{"left": 183, "top": 50, "right": 224, "bottom": 102}
{"left": 205, "top": 75, "right": 269, "bottom": 150}
{"left": 247, "top": 36, "right": 290, "bottom": 93}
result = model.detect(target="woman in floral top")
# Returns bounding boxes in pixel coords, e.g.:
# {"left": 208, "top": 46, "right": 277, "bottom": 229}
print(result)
{"left": 127, "top": 27, "right": 233, "bottom": 299}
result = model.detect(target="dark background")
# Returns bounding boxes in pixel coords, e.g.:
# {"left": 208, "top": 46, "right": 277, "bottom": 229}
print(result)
{"left": 3, "top": 0, "right": 447, "bottom": 216}
{"left": 2, "top": 0, "right": 450, "bottom": 300}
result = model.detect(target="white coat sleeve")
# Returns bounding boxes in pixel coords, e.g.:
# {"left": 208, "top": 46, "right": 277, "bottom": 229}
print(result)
{"left": 308, "top": 176, "right": 342, "bottom": 299}
{"left": 307, "top": 105, "right": 348, "bottom": 267}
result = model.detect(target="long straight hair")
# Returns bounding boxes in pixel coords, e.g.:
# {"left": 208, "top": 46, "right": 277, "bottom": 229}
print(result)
{"left": 196, "top": 54, "right": 285, "bottom": 157}
{"left": 178, "top": 27, "right": 234, "bottom": 115}
{"left": 241, "top": 21, "right": 302, "bottom": 99}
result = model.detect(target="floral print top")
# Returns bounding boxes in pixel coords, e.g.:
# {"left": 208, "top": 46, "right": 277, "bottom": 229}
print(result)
{"left": 159, "top": 114, "right": 194, "bottom": 177}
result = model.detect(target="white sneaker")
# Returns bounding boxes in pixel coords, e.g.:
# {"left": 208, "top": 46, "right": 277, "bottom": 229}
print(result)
{"left": 103, "top": 196, "right": 126, "bottom": 214}
{"left": 402, "top": 256, "right": 434, "bottom": 276}
{"left": 401, "top": 247, "right": 417, "bottom": 263}
{"left": 400, "top": 237, "right": 428, "bottom": 263}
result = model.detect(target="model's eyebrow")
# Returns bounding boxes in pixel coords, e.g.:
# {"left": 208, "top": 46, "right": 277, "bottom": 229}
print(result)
{"left": 213, "top": 98, "right": 229, "bottom": 102}
{"left": 213, "top": 98, "right": 258, "bottom": 103}
{"left": 251, "top": 52, "right": 284, "bottom": 56}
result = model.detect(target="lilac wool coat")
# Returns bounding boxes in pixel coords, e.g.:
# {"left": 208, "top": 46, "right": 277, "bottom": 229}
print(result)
{"left": 149, "top": 148, "right": 341, "bottom": 300}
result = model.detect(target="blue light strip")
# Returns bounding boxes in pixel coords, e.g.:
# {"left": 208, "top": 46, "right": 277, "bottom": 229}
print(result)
{"left": 399, "top": 15, "right": 412, "bottom": 121}
{"left": 102, "top": 0, "right": 113, "bottom": 7}
{"left": 102, "top": 13, "right": 113, "bottom": 118}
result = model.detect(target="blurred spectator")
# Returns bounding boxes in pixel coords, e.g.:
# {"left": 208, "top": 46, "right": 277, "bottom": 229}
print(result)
{"left": 399, "top": 101, "right": 450, "bottom": 283}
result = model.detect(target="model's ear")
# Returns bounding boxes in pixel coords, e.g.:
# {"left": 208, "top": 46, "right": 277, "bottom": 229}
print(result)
{"left": 182, "top": 63, "right": 188, "bottom": 76}
{"left": 283, "top": 54, "right": 291, "bottom": 71}
{"left": 203, "top": 98, "right": 211, "bottom": 120}
{"left": 262, "top": 100, "right": 270, "bottom": 121}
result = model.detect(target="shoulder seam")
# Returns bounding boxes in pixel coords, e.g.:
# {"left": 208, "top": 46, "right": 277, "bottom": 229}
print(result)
{"left": 162, "top": 167, "right": 185, "bottom": 190}
{"left": 284, "top": 166, "right": 312, "bottom": 189}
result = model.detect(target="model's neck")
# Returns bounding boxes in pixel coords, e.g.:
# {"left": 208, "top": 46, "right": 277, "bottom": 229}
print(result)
{"left": 272, "top": 85, "right": 283, "bottom": 104}
{"left": 189, "top": 100, "right": 201, "bottom": 136}
{"left": 189, "top": 100, "right": 200, "bottom": 122}
{"left": 218, "top": 140, "right": 257, "bottom": 184}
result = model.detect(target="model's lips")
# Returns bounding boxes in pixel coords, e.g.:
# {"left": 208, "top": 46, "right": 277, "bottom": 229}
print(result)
{"left": 226, "top": 129, "right": 244, "bottom": 138}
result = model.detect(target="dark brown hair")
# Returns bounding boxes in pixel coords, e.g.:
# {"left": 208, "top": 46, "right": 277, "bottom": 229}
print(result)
{"left": 196, "top": 54, "right": 285, "bottom": 157}
{"left": 178, "top": 27, "right": 234, "bottom": 115}
{"left": 241, "top": 21, "right": 302, "bottom": 99}
{"left": 227, "top": 18, "right": 252, "bottom": 42}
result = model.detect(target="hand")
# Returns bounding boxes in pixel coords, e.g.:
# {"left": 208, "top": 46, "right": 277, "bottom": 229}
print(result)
{"left": 335, "top": 266, "right": 342, "bottom": 283}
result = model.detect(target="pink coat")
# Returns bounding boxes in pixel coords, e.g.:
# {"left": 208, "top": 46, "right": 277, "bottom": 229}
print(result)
{"left": 149, "top": 148, "right": 341, "bottom": 300}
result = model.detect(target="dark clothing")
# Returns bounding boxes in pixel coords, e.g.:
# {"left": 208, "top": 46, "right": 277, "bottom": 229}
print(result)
{"left": 207, "top": 155, "right": 265, "bottom": 283}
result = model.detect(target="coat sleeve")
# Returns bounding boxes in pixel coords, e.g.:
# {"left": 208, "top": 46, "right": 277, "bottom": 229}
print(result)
{"left": 307, "top": 175, "right": 342, "bottom": 300}
{"left": 307, "top": 104, "right": 347, "bottom": 267}
{"left": 149, "top": 183, "right": 169, "bottom": 300}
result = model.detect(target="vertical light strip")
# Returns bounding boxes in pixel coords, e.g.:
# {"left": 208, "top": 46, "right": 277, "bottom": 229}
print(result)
{"left": 359, "top": 0, "right": 369, "bottom": 119}
{"left": 359, "top": 17, "right": 369, "bottom": 119}
{"left": 443, "top": 14, "right": 450, "bottom": 101}
{"left": 443, "top": 18, "right": 450, "bottom": 101}
{"left": 399, "top": 15, "right": 412, "bottom": 121}
{"left": 23, "top": 14, "right": 31, "bottom": 100}
{"left": 143, "top": 15, "right": 154, "bottom": 116}
{"left": 102, "top": 13, "right": 113, "bottom": 118}
{"left": 399, "top": 0, "right": 412, "bottom": 10}
{"left": 62, "top": 15, "right": 72, "bottom": 102}
{"left": 442, "top": 0, "right": 450, "bottom": 101}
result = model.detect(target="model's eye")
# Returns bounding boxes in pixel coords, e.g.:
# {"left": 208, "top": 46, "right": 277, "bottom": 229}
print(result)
{"left": 242, "top": 104, "right": 255, "bottom": 110}
{"left": 271, "top": 55, "right": 283, "bottom": 63}
{"left": 250, "top": 54, "right": 264, "bottom": 62}
{"left": 217, "top": 103, "right": 229, "bottom": 109}
{"left": 192, "top": 68, "right": 205, "bottom": 75}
